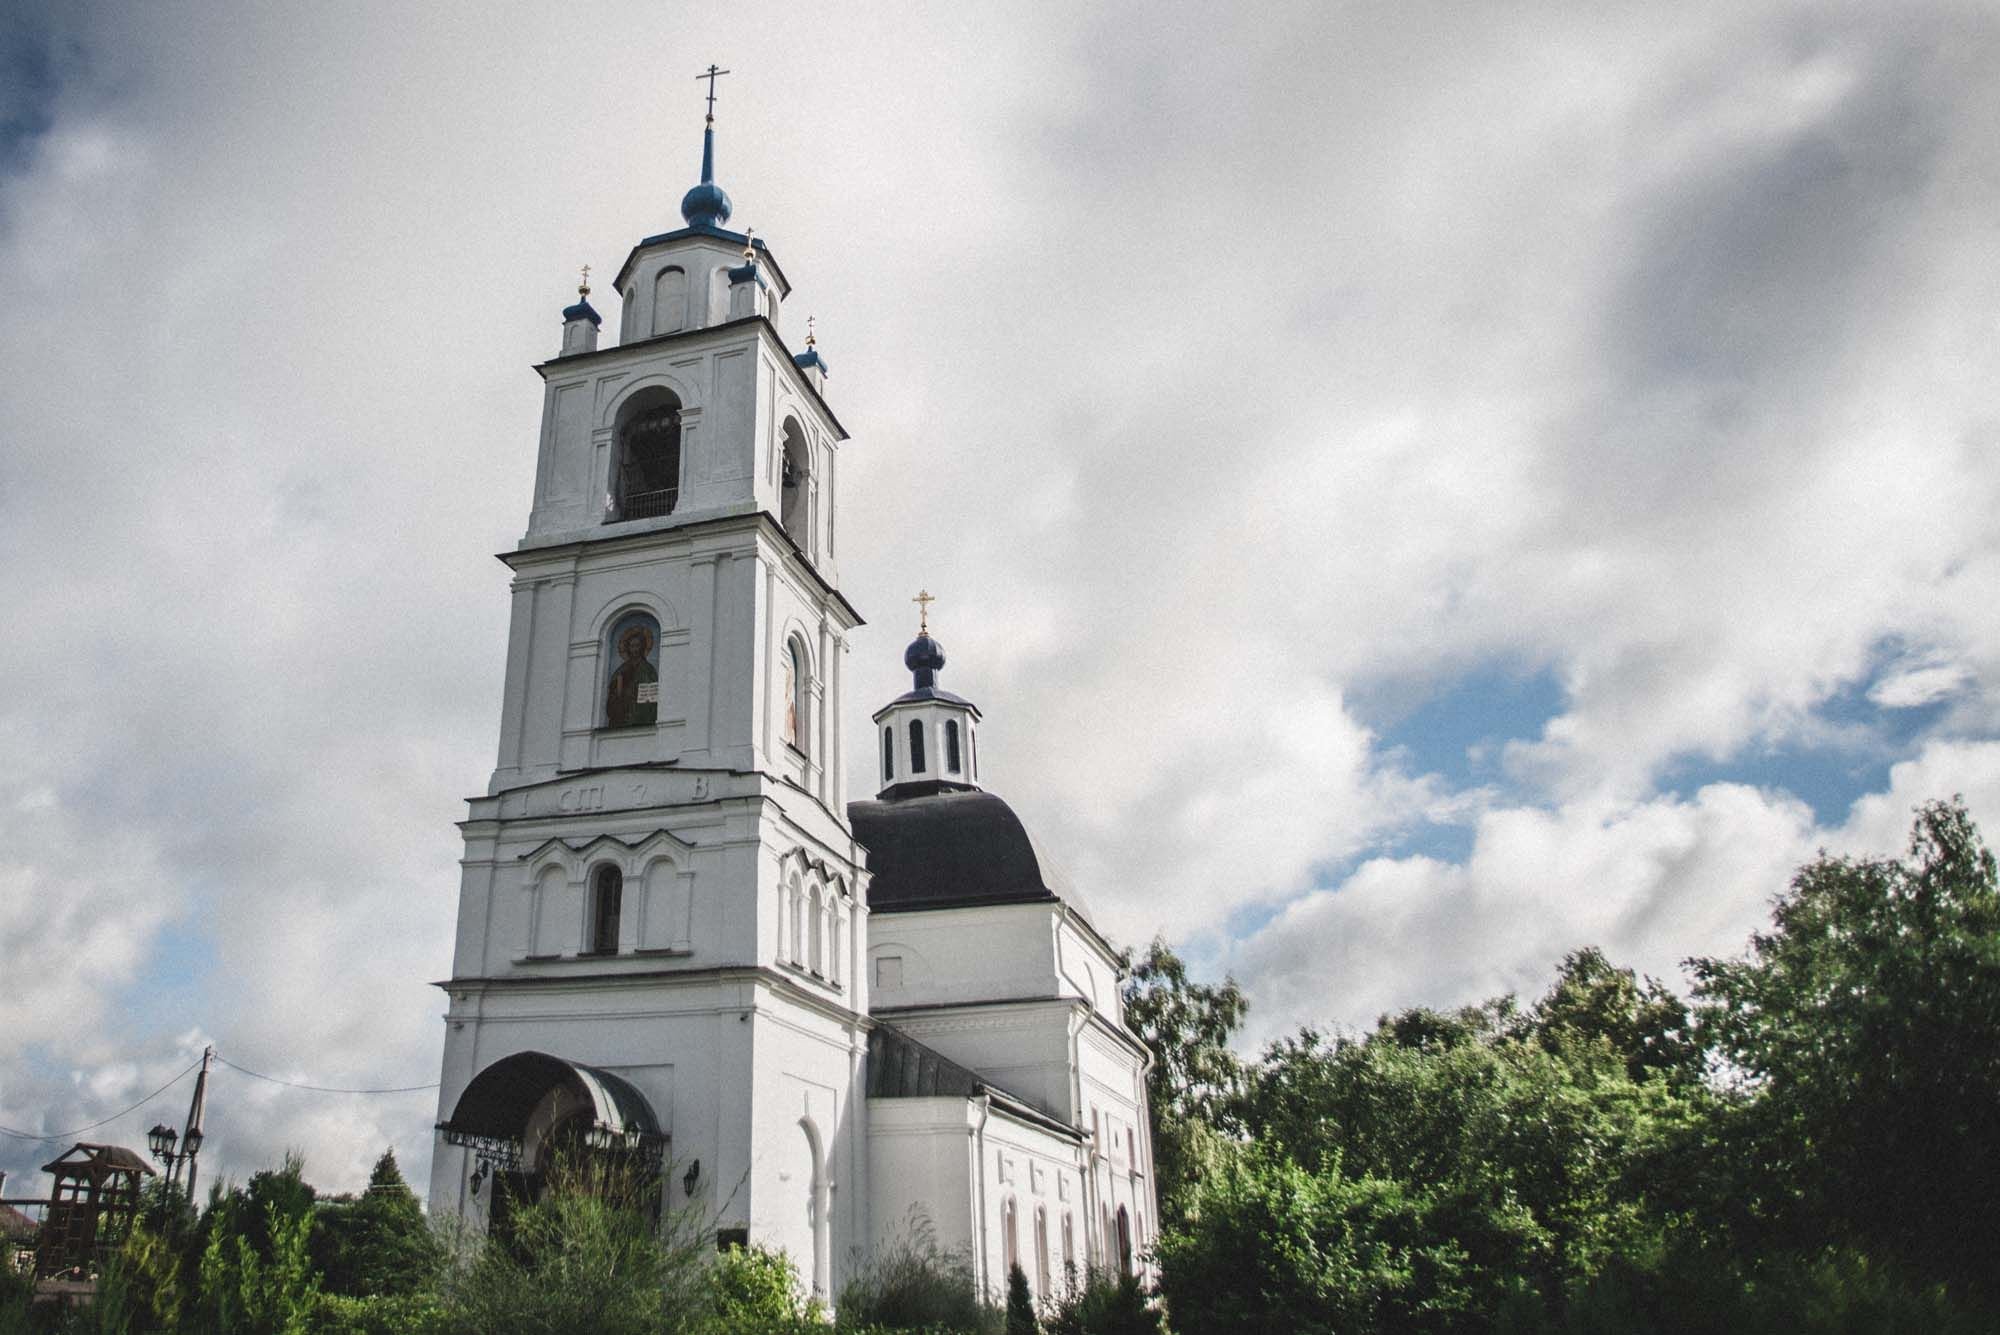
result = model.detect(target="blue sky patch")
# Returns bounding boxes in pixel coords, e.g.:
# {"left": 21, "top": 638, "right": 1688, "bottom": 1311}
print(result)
{"left": 0, "top": 12, "right": 82, "bottom": 175}
{"left": 1372, "top": 662, "right": 1567, "bottom": 788}
{"left": 1663, "top": 673, "right": 1952, "bottom": 825}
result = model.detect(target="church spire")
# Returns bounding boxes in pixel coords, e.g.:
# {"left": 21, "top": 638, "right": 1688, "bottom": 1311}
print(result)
{"left": 681, "top": 64, "right": 734, "bottom": 229}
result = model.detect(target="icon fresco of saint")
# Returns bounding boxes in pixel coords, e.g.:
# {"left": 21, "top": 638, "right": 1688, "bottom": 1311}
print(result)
{"left": 606, "top": 617, "right": 659, "bottom": 727}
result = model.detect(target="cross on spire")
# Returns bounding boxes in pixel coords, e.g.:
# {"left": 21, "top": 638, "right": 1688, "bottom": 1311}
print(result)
{"left": 912, "top": 589, "right": 936, "bottom": 634}
{"left": 697, "top": 64, "right": 731, "bottom": 124}
{"left": 578, "top": 264, "right": 591, "bottom": 297}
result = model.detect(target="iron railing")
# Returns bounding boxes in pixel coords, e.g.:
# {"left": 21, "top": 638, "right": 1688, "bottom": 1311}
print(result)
{"left": 613, "top": 487, "right": 678, "bottom": 521}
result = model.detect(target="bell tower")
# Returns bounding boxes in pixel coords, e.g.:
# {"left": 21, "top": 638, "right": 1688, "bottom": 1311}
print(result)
{"left": 430, "top": 75, "right": 870, "bottom": 1302}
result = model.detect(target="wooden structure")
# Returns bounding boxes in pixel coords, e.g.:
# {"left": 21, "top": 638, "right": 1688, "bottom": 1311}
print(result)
{"left": 33, "top": 1144, "right": 153, "bottom": 1279}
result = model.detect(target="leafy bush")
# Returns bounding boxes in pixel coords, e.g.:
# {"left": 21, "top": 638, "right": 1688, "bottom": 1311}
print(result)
{"left": 1041, "top": 1267, "right": 1159, "bottom": 1335}
{"left": 436, "top": 1166, "right": 706, "bottom": 1335}
{"left": 303, "top": 1292, "right": 454, "bottom": 1335}
{"left": 702, "top": 1244, "right": 824, "bottom": 1334}
{"left": 835, "top": 1219, "right": 996, "bottom": 1334}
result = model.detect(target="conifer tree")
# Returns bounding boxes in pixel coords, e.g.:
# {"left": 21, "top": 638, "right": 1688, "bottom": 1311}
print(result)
{"left": 1006, "top": 1261, "right": 1039, "bottom": 1335}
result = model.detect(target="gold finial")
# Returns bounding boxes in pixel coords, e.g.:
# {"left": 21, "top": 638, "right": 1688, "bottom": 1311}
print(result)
{"left": 806, "top": 314, "right": 817, "bottom": 348}
{"left": 912, "top": 588, "right": 937, "bottom": 634}
{"left": 578, "top": 264, "right": 591, "bottom": 298}
{"left": 742, "top": 226, "right": 756, "bottom": 261}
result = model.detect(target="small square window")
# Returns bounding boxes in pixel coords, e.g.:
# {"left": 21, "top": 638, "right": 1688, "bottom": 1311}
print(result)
{"left": 875, "top": 955, "right": 904, "bottom": 989}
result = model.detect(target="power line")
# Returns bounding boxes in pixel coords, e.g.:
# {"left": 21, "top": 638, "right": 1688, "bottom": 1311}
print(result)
{"left": 213, "top": 1054, "right": 437, "bottom": 1095}
{"left": 0, "top": 1057, "right": 203, "bottom": 1144}
{"left": 0, "top": 1051, "right": 437, "bottom": 1147}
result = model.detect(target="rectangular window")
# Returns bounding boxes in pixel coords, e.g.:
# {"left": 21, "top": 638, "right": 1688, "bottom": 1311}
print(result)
{"left": 909, "top": 719, "right": 927, "bottom": 773}
{"left": 875, "top": 955, "right": 903, "bottom": 990}
{"left": 882, "top": 726, "right": 894, "bottom": 781}
{"left": 945, "top": 719, "right": 961, "bottom": 773}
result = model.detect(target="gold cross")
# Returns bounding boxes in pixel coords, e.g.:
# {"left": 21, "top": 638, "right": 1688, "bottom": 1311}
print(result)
{"left": 697, "top": 64, "right": 731, "bottom": 123}
{"left": 912, "top": 589, "right": 936, "bottom": 633}
{"left": 806, "top": 314, "right": 817, "bottom": 347}
{"left": 578, "top": 264, "right": 591, "bottom": 296}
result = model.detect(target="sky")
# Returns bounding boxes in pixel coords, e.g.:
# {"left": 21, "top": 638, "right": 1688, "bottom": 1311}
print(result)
{"left": 3, "top": 0, "right": 1999, "bottom": 1201}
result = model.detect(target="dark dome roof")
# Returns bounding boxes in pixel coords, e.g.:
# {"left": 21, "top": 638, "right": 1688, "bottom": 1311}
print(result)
{"left": 904, "top": 633, "right": 945, "bottom": 674}
{"left": 848, "top": 787, "right": 1091, "bottom": 922}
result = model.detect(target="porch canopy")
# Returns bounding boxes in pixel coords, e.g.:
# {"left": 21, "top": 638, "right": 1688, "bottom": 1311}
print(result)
{"left": 437, "top": 1050, "right": 663, "bottom": 1167}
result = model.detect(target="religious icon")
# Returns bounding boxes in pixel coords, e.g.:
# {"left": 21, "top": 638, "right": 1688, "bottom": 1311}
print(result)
{"left": 606, "top": 617, "right": 660, "bottom": 727}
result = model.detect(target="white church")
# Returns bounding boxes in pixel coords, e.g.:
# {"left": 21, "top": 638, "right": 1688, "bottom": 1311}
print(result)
{"left": 426, "top": 82, "right": 1159, "bottom": 1307}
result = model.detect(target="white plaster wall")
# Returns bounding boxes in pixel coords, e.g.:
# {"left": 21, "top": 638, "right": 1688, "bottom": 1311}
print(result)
{"left": 867, "top": 904, "right": 1058, "bottom": 1011}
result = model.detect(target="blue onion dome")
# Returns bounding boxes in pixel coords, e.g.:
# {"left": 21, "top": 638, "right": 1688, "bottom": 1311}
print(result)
{"left": 561, "top": 295, "right": 601, "bottom": 326}
{"left": 905, "top": 633, "right": 946, "bottom": 688}
{"left": 680, "top": 178, "right": 733, "bottom": 229}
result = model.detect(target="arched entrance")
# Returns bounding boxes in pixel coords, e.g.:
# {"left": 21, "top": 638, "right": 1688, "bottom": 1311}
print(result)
{"left": 437, "top": 1051, "right": 666, "bottom": 1224}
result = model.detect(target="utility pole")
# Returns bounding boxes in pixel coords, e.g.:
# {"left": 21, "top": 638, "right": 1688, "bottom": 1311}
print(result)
{"left": 180, "top": 1046, "right": 213, "bottom": 1202}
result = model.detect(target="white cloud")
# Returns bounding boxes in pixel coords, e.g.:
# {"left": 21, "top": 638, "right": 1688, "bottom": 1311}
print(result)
{"left": 1868, "top": 657, "right": 1971, "bottom": 709}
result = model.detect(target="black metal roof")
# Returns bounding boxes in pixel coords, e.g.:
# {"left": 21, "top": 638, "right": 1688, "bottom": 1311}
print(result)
{"left": 847, "top": 787, "right": 1092, "bottom": 922}
{"left": 866, "top": 1026, "right": 984, "bottom": 1099}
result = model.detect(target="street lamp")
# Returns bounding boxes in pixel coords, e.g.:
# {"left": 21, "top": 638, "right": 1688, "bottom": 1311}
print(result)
{"left": 146, "top": 1123, "right": 189, "bottom": 1190}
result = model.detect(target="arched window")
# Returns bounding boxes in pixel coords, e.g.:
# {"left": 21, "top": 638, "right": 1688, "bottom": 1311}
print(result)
{"left": 1003, "top": 1197, "right": 1019, "bottom": 1272}
{"left": 882, "top": 726, "right": 894, "bottom": 782}
{"left": 589, "top": 865, "right": 622, "bottom": 955}
{"left": 829, "top": 904, "right": 843, "bottom": 983}
{"left": 1115, "top": 1206, "right": 1132, "bottom": 1276}
{"left": 945, "top": 719, "right": 962, "bottom": 774}
{"left": 611, "top": 389, "right": 681, "bottom": 521}
{"left": 1034, "top": 1206, "right": 1050, "bottom": 1295}
{"left": 782, "top": 638, "right": 807, "bottom": 753}
{"left": 778, "top": 880, "right": 793, "bottom": 961}
{"left": 791, "top": 883, "right": 806, "bottom": 966}
{"left": 780, "top": 419, "right": 810, "bottom": 545}
{"left": 808, "top": 884, "right": 824, "bottom": 975}
{"left": 909, "top": 719, "right": 927, "bottom": 774}
{"left": 652, "top": 266, "right": 686, "bottom": 335}
{"left": 1061, "top": 1212, "right": 1074, "bottom": 1274}
{"left": 709, "top": 266, "right": 732, "bottom": 326}
{"left": 604, "top": 610, "right": 661, "bottom": 728}
{"left": 969, "top": 726, "right": 979, "bottom": 779}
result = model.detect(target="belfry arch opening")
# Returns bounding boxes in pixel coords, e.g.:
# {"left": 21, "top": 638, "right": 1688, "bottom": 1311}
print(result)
{"left": 611, "top": 388, "right": 682, "bottom": 522}
{"left": 780, "top": 418, "right": 809, "bottom": 545}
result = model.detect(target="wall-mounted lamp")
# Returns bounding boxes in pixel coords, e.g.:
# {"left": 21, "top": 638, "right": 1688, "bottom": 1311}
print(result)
{"left": 683, "top": 1159, "right": 701, "bottom": 1197}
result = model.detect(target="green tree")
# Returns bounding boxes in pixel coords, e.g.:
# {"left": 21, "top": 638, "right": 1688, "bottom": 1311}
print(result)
{"left": 1236, "top": 990, "right": 1702, "bottom": 1314}
{"left": 1118, "top": 939, "right": 1248, "bottom": 1207}
{"left": 1155, "top": 1148, "right": 1539, "bottom": 1335}
{"left": 1689, "top": 798, "right": 2000, "bottom": 1304}
{"left": 311, "top": 1150, "right": 441, "bottom": 1298}
{"left": 1518, "top": 948, "right": 1700, "bottom": 1087}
